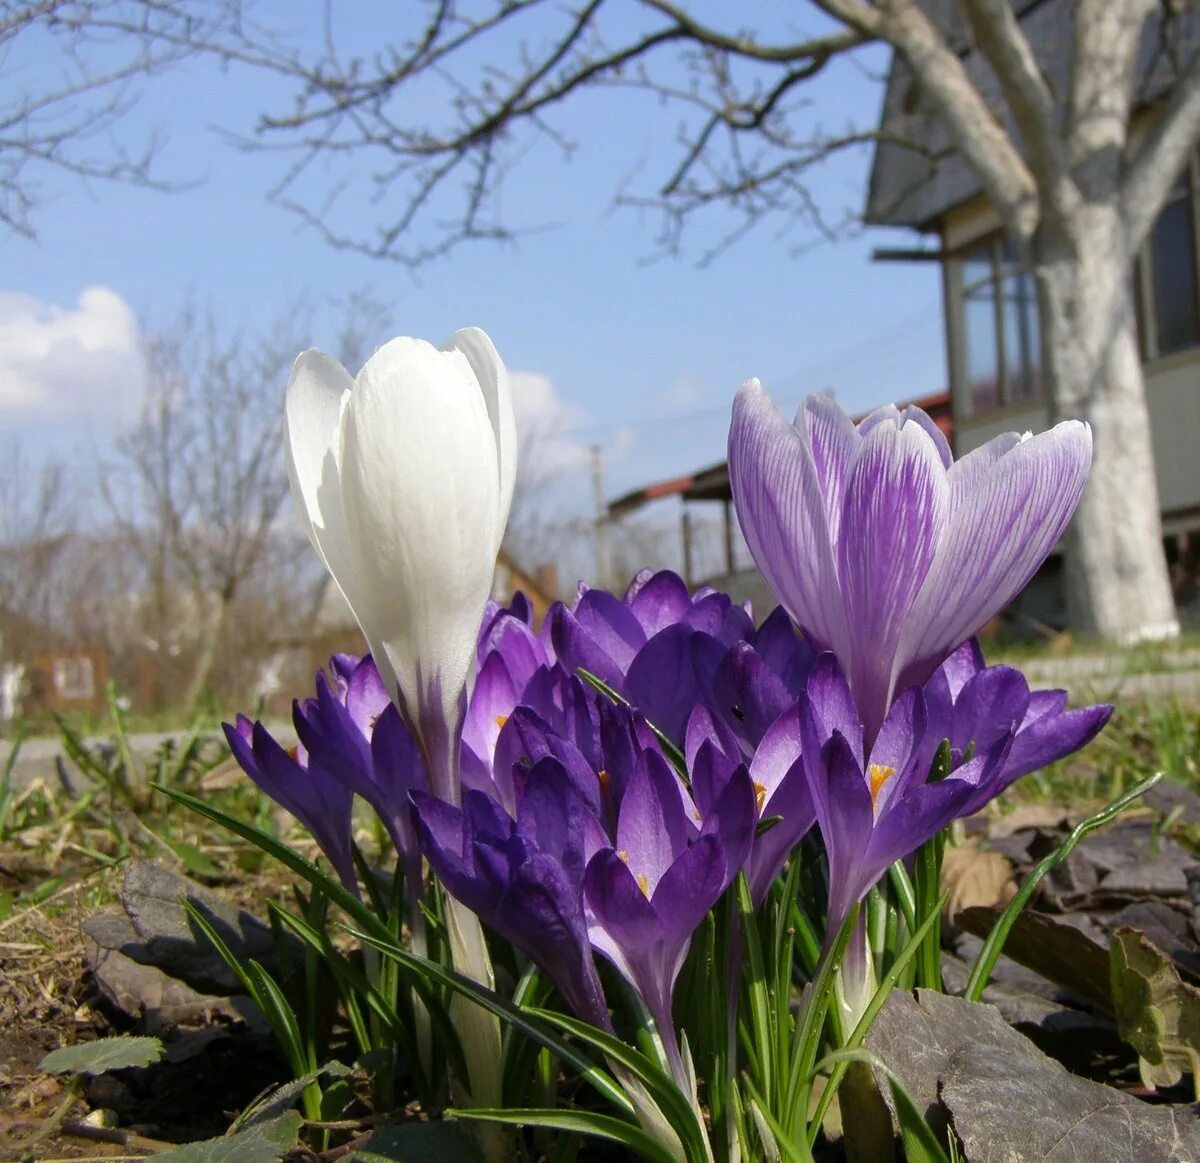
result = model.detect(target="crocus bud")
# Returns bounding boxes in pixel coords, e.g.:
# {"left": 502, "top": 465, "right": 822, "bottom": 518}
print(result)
{"left": 285, "top": 328, "right": 517, "bottom": 803}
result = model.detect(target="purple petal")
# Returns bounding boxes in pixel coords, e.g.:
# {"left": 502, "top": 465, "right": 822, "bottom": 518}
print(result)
{"left": 625, "top": 624, "right": 701, "bottom": 744}
{"left": 836, "top": 415, "right": 949, "bottom": 743}
{"left": 628, "top": 570, "right": 692, "bottom": 637}
{"left": 805, "top": 654, "right": 863, "bottom": 767}
{"left": 711, "top": 641, "right": 794, "bottom": 752}
{"left": 345, "top": 656, "right": 390, "bottom": 737}
{"left": 728, "top": 381, "right": 849, "bottom": 662}
{"left": 898, "top": 422, "right": 1092, "bottom": 689}
{"left": 950, "top": 666, "right": 1032, "bottom": 754}
{"left": 798, "top": 393, "right": 858, "bottom": 540}
{"left": 651, "top": 833, "right": 728, "bottom": 949}
{"left": 572, "top": 588, "right": 647, "bottom": 673}
{"left": 549, "top": 604, "right": 625, "bottom": 689}
{"left": 811, "top": 728, "right": 876, "bottom": 930}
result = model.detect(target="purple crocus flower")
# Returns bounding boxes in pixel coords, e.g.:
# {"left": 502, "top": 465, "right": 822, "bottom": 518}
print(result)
{"left": 550, "top": 570, "right": 753, "bottom": 693}
{"left": 224, "top": 714, "right": 360, "bottom": 895}
{"left": 583, "top": 749, "right": 756, "bottom": 1085}
{"left": 412, "top": 762, "right": 612, "bottom": 1031}
{"left": 798, "top": 654, "right": 1011, "bottom": 939}
{"left": 923, "top": 640, "right": 1112, "bottom": 816}
{"left": 728, "top": 385, "right": 1092, "bottom": 743}
{"left": 686, "top": 701, "right": 815, "bottom": 906}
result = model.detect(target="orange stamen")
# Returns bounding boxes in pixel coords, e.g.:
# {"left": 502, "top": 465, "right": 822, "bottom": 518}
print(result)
{"left": 868, "top": 763, "right": 897, "bottom": 807}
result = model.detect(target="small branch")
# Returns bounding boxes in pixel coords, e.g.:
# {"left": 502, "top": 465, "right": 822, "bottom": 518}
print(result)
{"left": 962, "top": 0, "right": 1078, "bottom": 230}
{"left": 1121, "top": 44, "right": 1200, "bottom": 251}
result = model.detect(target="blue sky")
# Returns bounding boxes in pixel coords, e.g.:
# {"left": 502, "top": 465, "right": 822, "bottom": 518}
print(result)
{"left": 1, "top": 2, "right": 944, "bottom": 523}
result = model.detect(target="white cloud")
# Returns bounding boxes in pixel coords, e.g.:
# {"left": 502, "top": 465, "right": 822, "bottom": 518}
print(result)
{"left": 0, "top": 286, "right": 143, "bottom": 426}
{"left": 659, "top": 375, "right": 702, "bottom": 414}
{"left": 509, "top": 369, "right": 591, "bottom": 482}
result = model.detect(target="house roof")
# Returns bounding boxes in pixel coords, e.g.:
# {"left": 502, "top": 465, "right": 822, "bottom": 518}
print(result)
{"left": 607, "top": 391, "right": 952, "bottom": 520}
{"left": 866, "top": 0, "right": 1200, "bottom": 230}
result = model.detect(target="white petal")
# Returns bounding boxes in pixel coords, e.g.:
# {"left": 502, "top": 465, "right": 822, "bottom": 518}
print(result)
{"left": 339, "top": 337, "right": 501, "bottom": 733}
{"left": 444, "top": 327, "right": 517, "bottom": 549}
{"left": 284, "top": 350, "right": 356, "bottom": 586}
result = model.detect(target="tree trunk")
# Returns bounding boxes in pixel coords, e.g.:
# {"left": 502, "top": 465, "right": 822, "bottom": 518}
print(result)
{"left": 1035, "top": 207, "right": 1179, "bottom": 642}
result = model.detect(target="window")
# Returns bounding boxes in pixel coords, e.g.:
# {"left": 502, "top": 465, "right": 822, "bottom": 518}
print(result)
{"left": 52, "top": 656, "right": 95, "bottom": 701}
{"left": 957, "top": 236, "right": 1041, "bottom": 414}
{"left": 1140, "top": 166, "right": 1200, "bottom": 359}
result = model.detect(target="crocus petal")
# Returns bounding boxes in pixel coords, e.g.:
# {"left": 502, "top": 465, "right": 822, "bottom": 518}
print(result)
{"left": 971, "top": 702, "right": 1112, "bottom": 810}
{"left": 628, "top": 571, "right": 693, "bottom": 637}
{"left": 898, "top": 422, "right": 1092, "bottom": 691}
{"left": 444, "top": 326, "right": 517, "bottom": 545}
{"left": 285, "top": 351, "right": 356, "bottom": 588}
{"left": 339, "top": 337, "right": 503, "bottom": 795}
{"left": 836, "top": 416, "right": 949, "bottom": 741}
{"left": 797, "top": 394, "right": 858, "bottom": 539}
{"left": 728, "top": 380, "right": 849, "bottom": 661}
{"left": 625, "top": 624, "right": 701, "bottom": 745}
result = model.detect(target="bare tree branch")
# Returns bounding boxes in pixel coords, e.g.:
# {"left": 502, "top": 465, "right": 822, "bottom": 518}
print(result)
{"left": 960, "top": 0, "right": 1077, "bottom": 231}
{"left": 1122, "top": 39, "right": 1200, "bottom": 250}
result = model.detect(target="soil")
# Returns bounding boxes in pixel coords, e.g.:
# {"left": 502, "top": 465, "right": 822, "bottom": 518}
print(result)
{"left": 0, "top": 862, "right": 293, "bottom": 1160}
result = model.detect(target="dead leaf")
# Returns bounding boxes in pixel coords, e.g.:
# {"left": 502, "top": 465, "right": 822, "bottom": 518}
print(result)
{"left": 986, "top": 804, "right": 1072, "bottom": 837}
{"left": 1110, "top": 926, "right": 1200, "bottom": 1094}
{"left": 941, "top": 841, "right": 1016, "bottom": 921}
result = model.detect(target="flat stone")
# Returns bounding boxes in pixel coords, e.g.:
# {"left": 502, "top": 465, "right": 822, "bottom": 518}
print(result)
{"left": 83, "top": 912, "right": 265, "bottom": 1039}
{"left": 120, "top": 860, "right": 285, "bottom": 994}
{"left": 866, "top": 990, "right": 1200, "bottom": 1162}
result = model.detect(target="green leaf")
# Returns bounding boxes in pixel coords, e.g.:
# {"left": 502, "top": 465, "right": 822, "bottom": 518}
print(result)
{"left": 40, "top": 1035, "right": 163, "bottom": 1075}
{"left": 813, "top": 1049, "right": 950, "bottom": 1163}
{"left": 1110, "top": 925, "right": 1200, "bottom": 1093}
{"left": 152, "top": 1113, "right": 302, "bottom": 1162}
{"left": 577, "top": 668, "right": 688, "bottom": 776}
{"left": 230, "top": 1064, "right": 354, "bottom": 1133}
{"left": 352, "top": 925, "right": 636, "bottom": 1119}
{"left": 451, "top": 1107, "right": 680, "bottom": 1163}
{"left": 965, "top": 770, "right": 1164, "bottom": 1002}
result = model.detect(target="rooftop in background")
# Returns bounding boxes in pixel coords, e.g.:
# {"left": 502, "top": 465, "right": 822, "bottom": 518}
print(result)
{"left": 606, "top": 390, "right": 953, "bottom": 521}
{"left": 866, "top": 0, "right": 1200, "bottom": 230}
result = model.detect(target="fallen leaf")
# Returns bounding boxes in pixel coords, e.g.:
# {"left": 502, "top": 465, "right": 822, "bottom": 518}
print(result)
{"left": 1110, "top": 925, "right": 1200, "bottom": 1093}
{"left": 941, "top": 842, "right": 1016, "bottom": 920}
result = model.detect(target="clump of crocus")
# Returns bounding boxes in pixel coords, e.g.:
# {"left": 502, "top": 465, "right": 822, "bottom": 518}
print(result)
{"left": 413, "top": 699, "right": 755, "bottom": 1091}
{"left": 728, "top": 387, "right": 1092, "bottom": 742}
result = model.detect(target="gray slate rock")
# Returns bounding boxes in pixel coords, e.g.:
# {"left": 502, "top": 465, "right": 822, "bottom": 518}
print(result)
{"left": 120, "top": 860, "right": 287, "bottom": 994}
{"left": 866, "top": 990, "right": 1200, "bottom": 1162}
{"left": 83, "top": 912, "right": 265, "bottom": 1044}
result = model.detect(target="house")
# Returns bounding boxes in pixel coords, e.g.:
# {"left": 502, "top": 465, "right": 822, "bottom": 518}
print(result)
{"left": 866, "top": 0, "right": 1200, "bottom": 620}
{"left": 606, "top": 392, "right": 954, "bottom": 616}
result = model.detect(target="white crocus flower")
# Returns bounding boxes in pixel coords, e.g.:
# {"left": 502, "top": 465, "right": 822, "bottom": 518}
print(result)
{"left": 286, "top": 328, "right": 515, "bottom": 1131}
{"left": 285, "top": 327, "right": 516, "bottom": 804}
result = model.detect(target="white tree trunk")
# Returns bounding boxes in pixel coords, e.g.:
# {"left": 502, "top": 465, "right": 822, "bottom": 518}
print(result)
{"left": 1036, "top": 207, "right": 1179, "bottom": 642}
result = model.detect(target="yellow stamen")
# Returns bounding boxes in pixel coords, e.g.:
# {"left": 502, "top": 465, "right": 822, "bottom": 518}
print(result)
{"left": 618, "top": 849, "right": 630, "bottom": 863}
{"left": 495, "top": 713, "right": 508, "bottom": 729}
{"left": 753, "top": 781, "right": 767, "bottom": 814}
{"left": 286, "top": 745, "right": 300, "bottom": 763}
{"left": 636, "top": 873, "right": 651, "bottom": 897}
{"left": 597, "top": 768, "right": 611, "bottom": 792}
{"left": 868, "top": 763, "right": 897, "bottom": 807}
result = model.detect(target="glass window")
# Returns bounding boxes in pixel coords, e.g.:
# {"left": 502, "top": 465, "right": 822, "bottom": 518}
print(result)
{"left": 962, "top": 241, "right": 1001, "bottom": 412}
{"left": 1001, "top": 266, "right": 1040, "bottom": 402}
{"left": 1148, "top": 178, "right": 1199, "bottom": 356}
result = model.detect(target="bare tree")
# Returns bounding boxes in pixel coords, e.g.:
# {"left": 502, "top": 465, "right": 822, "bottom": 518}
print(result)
{"left": 0, "top": 444, "right": 75, "bottom": 648}
{"left": 10, "top": 2, "right": 1200, "bottom": 642}
{"left": 98, "top": 303, "right": 300, "bottom": 708}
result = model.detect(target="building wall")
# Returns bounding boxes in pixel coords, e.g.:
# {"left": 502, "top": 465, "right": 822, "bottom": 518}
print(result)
{"left": 941, "top": 200, "right": 1200, "bottom": 530}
